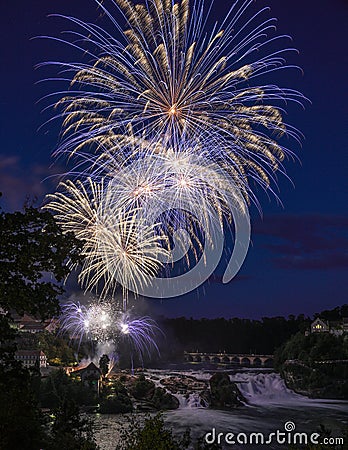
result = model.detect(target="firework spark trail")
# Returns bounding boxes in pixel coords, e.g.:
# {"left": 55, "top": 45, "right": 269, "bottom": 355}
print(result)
{"left": 59, "top": 300, "right": 161, "bottom": 367}
{"left": 59, "top": 301, "right": 88, "bottom": 347}
{"left": 40, "top": 0, "right": 306, "bottom": 195}
{"left": 60, "top": 300, "right": 119, "bottom": 343}
{"left": 44, "top": 178, "right": 170, "bottom": 302}
{"left": 105, "top": 351, "right": 119, "bottom": 377}
{"left": 118, "top": 313, "right": 160, "bottom": 359}
{"left": 100, "top": 140, "right": 251, "bottom": 285}
{"left": 93, "top": 138, "right": 251, "bottom": 293}
{"left": 42, "top": 0, "right": 305, "bottom": 302}
{"left": 99, "top": 140, "right": 246, "bottom": 243}
{"left": 45, "top": 138, "right": 250, "bottom": 298}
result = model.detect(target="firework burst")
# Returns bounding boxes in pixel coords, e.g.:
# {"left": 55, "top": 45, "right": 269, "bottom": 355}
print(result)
{"left": 42, "top": 0, "right": 304, "bottom": 302}
{"left": 41, "top": 0, "right": 305, "bottom": 194}
{"left": 60, "top": 300, "right": 119, "bottom": 343}
{"left": 117, "top": 313, "right": 161, "bottom": 365}
{"left": 92, "top": 138, "right": 249, "bottom": 266}
{"left": 60, "top": 299, "right": 161, "bottom": 367}
{"left": 44, "top": 178, "right": 169, "bottom": 300}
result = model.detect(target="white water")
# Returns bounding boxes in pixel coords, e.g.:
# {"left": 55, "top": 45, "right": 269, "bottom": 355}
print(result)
{"left": 147, "top": 369, "right": 348, "bottom": 408}
{"left": 231, "top": 371, "right": 305, "bottom": 405}
{"left": 145, "top": 369, "right": 210, "bottom": 408}
{"left": 146, "top": 369, "right": 306, "bottom": 408}
{"left": 175, "top": 392, "right": 206, "bottom": 408}
{"left": 94, "top": 369, "right": 348, "bottom": 450}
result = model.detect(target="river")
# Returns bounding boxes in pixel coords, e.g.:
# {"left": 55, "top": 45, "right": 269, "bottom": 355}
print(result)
{"left": 94, "top": 369, "right": 348, "bottom": 449}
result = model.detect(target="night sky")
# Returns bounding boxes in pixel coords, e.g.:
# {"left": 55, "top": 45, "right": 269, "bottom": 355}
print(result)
{"left": 1, "top": 0, "right": 347, "bottom": 319}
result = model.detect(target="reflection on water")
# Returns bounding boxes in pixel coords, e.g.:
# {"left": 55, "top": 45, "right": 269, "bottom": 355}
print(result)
{"left": 94, "top": 369, "right": 348, "bottom": 450}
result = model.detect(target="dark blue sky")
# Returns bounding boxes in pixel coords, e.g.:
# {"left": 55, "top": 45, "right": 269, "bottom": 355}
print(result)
{"left": 1, "top": 0, "right": 347, "bottom": 319}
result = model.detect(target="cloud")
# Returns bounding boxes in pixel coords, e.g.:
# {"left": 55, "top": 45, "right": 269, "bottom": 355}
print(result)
{"left": 254, "top": 213, "right": 348, "bottom": 270}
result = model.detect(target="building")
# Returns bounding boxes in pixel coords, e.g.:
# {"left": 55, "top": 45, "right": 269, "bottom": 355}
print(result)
{"left": 343, "top": 318, "right": 348, "bottom": 333}
{"left": 18, "top": 321, "right": 47, "bottom": 333}
{"left": 310, "top": 317, "right": 348, "bottom": 336}
{"left": 44, "top": 318, "right": 59, "bottom": 333}
{"left": 311, "top": 318, "right": 329, "bottom": 333}
{"left": 71, "top": 362, "right": 102, "bottom": 393}
{"left": 15, "top": 350, "right": 47, "bottom": 368}
{"left": 11, "top": 312, "right": 59, "bottom": 334}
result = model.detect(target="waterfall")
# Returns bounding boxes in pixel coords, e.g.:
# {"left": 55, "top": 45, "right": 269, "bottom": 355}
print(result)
{"left": 173, "top": 392, "right": 208, "bottom": 408}
{"left": 231, "top": 372, "right": 305, "bottom": 405}
{"left": 145, "top": 369, "right": 309, "bottom": 408}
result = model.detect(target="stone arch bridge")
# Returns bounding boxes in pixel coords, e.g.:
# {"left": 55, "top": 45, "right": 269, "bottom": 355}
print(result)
{"left": 184, "top": 352, "right": 274, "bottom": 367}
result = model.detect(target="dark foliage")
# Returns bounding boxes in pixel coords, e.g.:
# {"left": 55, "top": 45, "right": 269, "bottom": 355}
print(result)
{"left": 99, "top": 354, "right": 110, "bottom": 377}
{"left": 49, "top": 398, "right": 98, "bottom": 450}
{"left": 314, "top": 305, "right": 348, "bottom": 322}
{"left": 100, "top": 394, "right": 133, "bottom": 414}
{"left": 130, "top": 373, "right": 155, "bottom": 400}
{"left": 275, "top": 332, "right": 348, "bottom": 399}
{"left": 209, "top": 373, "right": 243, "bottom": 408}
{"left": 40, "top": 368, "right": 98, "bottom": 409}
{"left": 100, "top": 379, "right": 133, "bottom": 413}
{"left": 0, "top": 360, "right": 47, "bottom": 450}
{"left": 156, "top": 314, "right": 311, "bottom": 358}
{"left": 0, "top": 200, "right": 93, "bottom": 448}
{"left": 16, "top": 330, "right": 76, "bottom": 366}
{"left": 115, "top": 413, "right": 222, "bottom": 450}
{"left": 0, "top": 205, "right": 82, "bottom": 319}
{"left": 275, "top": 332, "right": 348, "bottom": 366}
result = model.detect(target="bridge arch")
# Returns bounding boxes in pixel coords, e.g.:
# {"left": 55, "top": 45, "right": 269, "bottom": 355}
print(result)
{"left": 184, "top": 352, "right": 274, "bottom": 367}
{"left": 264, "top": 358, "right": 273, "bottom": 367}
{"left": 241, "top": 357, "right": 251, "bottom": 366}
{"left": 253, "top": 357, "right": 262, "bottom": 367}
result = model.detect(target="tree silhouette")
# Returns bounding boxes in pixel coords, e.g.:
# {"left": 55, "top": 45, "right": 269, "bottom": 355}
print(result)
{"left": 99, "top": 354, "right": 110, "bottom": 377}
